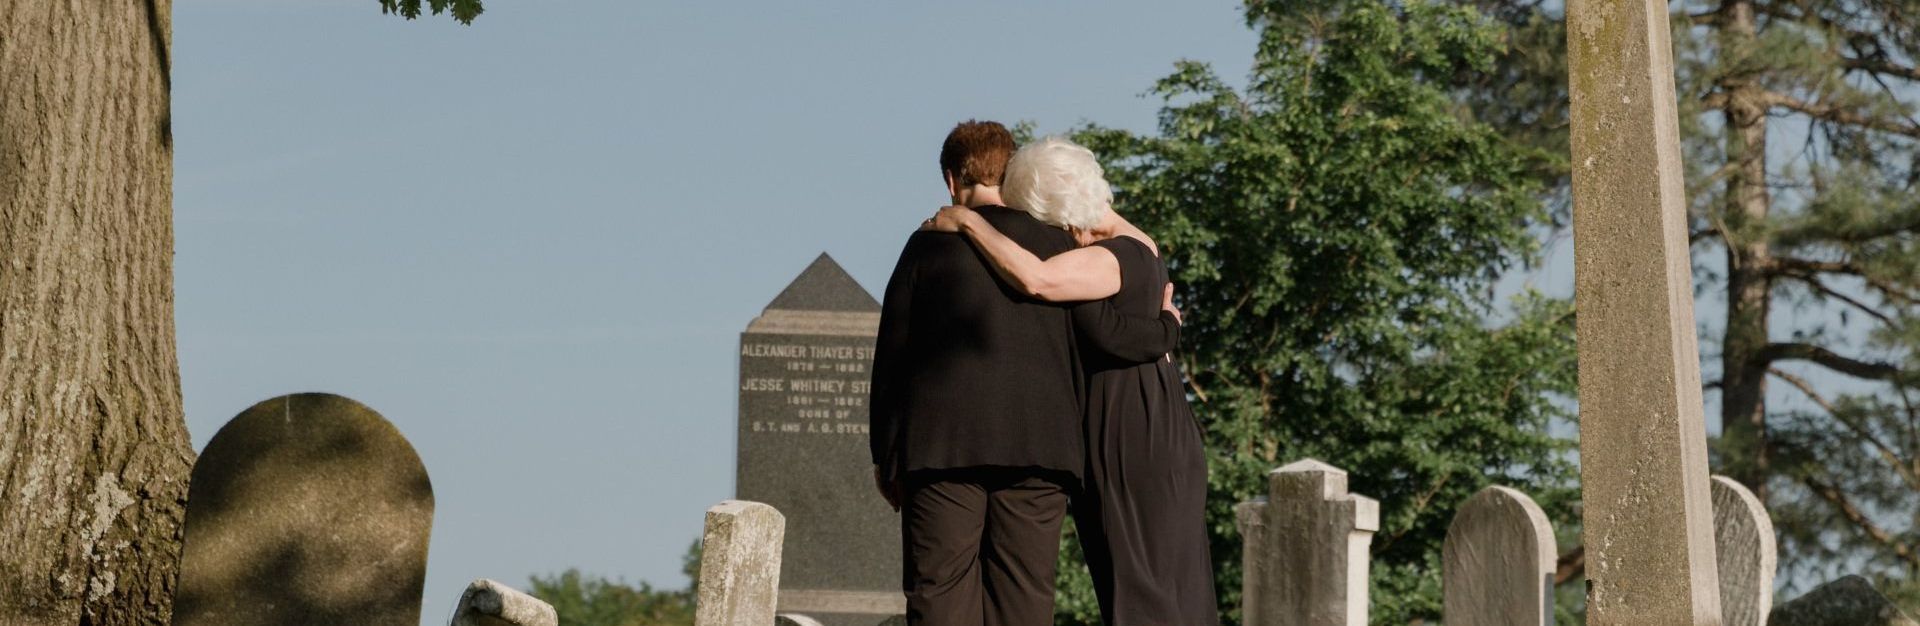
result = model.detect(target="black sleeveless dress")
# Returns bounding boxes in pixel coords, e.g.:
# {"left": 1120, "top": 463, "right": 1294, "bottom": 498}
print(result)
{"left": 1074, "top": 235, "right": 1219, "bottom": 626}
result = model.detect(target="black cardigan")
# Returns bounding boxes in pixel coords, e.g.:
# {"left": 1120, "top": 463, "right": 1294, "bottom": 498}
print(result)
{"left": 868, "top": 206, "right": 1179, "bottom": 480}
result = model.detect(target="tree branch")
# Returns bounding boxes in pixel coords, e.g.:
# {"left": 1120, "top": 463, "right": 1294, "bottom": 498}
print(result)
{"left": 1775, "top": 209, "right": 1920, "bottom": 247}
{"left": 1768, "top": 256, "right": 1862, "bottom": 276}
{"left": 1555, "top": 545, "right": 1584, "bottom": 585}
{"left": 1757, "top": 342, "right": 1903, "bottom": 381}
{"left": 1860, "top": 274, "right": 1920, "bottom": 307}
{"left": 1770, "top": 367, "right": 1920, "bottom": 490}
{"left": 1761, "top": 91, "right": 1920, "bottom": 139}
{"left": 1783, "top": 272, "right": 1895, "bottom": 325}
{"left": 1843, "top": 57, "right": 1920, "bottom": 83}
{"left": 1802, "top": 475, "right": 1920, "bottom": 569}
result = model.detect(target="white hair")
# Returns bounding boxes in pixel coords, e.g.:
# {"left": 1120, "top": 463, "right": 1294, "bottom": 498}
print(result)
{"left": 1002, "top": 135, "right": 1112, "bottom": 230}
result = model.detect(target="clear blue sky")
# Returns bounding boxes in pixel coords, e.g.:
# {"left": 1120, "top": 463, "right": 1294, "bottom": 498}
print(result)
{"left": 172, "top": 1, "right": 1259, "bottom": 619}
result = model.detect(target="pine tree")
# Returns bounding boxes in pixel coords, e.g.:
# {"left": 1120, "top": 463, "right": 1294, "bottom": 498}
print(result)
{"left": 1465, "top": 0, "right": 1920, "bottom": 599}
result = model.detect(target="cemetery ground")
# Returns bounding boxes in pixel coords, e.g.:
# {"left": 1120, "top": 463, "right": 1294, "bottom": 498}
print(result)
{"left": 11, "top": 0, "right": 1920, "bottom": 625}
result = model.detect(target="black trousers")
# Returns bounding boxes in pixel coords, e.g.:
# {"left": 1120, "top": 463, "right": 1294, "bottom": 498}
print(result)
{"left": 900, "top": 468, "right": 1071, "bottom": 626}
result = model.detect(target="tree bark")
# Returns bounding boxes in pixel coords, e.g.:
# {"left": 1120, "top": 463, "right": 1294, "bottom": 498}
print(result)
{"left": 1715, "top": 0, "right": 1773, "bottom": 504}
{"left": 0, "top": 1, "right": 194, "bottom": 624}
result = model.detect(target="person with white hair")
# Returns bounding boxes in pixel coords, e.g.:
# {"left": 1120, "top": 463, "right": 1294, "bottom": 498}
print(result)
{"left": 873, "top": 122, "right": 1186, "bottom": 626}
{"left": 923, "top": 135, "right": 1221, "bottom": 626}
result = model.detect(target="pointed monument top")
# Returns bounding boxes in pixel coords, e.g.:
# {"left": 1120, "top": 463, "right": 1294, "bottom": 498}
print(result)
{"left": 1275, "top": 458, "right": 1344, "bottom": 476}
{"left": 764, "top": 253, "right": 879, "bottom": 313}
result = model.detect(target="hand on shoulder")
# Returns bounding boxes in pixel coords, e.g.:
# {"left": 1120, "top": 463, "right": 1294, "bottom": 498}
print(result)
{"left": 920, "top": 205, "right": 977, "bottom": 233}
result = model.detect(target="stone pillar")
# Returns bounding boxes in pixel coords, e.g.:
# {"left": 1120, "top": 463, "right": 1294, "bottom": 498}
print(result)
{"left": 1236, "top": 459, "right": 1378, "bottom": 626}
{"left": 1442, "top": 486, "right": 1555, "bottom": 626}
{"left": 696, "top": 500, "right": 787, "bottom": 626}
{"left": 1711, "top": 477, "right": 1777, "bottom": 626}
{"left": 1566, "top": 0, "right": 1724, "bottom": 622}
{"left": 449, "top": 579, "right": 557, "bottom": 626}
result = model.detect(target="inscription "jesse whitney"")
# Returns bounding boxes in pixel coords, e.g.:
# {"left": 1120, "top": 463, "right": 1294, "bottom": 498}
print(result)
{"left": 740, "top": 378, "right": 871, "bottom": 394}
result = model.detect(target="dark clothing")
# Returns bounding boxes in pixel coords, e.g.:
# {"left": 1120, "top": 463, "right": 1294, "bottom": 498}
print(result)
{"left": 870, "top": 206, "right": 1182, "bottom": 626}
{"left": 868, "top": 206, "right": 1178, "bottom": 480}
{"left": 900, "top": 468, "right": 1071, "bottom": 626}
{"left": 1072, "top": 236, "right": 1220, "bottom": 626}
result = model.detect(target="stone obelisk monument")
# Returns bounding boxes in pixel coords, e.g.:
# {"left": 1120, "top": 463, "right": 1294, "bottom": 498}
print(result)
{"left": 1566, "top": 0, "right": 1724, "bottom": 623}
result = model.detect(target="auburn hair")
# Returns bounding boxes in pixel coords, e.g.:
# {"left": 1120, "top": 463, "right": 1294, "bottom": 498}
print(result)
{"left": 939, "top": 120, "right": 1016, "bottom": 187}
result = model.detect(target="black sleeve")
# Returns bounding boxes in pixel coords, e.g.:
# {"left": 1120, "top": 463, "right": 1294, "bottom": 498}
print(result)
{"left": 868, "top": 235, "right": 920, "bottom": 471}
{"left": 1072, "top": 301, "right": 1180, "bottom": 364}
{"left": 1069, "top": 238, "right": 1180, "bottom": 363}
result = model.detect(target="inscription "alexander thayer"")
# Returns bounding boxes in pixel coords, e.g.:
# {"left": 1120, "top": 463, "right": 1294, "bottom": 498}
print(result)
{"left": 742, "top": 343, "right": 876, "bottom": 360}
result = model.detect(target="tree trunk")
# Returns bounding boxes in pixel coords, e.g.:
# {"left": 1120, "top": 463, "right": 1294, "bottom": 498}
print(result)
{"left": 0, "top": 2, "right": 194, "bottom": 624}
{"left": 1715, "top": 0, "right": 1773, "bottom": 503}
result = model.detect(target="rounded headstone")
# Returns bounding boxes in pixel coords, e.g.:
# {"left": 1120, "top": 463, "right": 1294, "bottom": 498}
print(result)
{"left": 1711, "top": 476, "right": 1777, "bottom": 626}
{"left": 1443, "top": 486, "right": 1555, "bottom": 626}
{"left": 175, "top": 393, "right": 434, "bottom": 626}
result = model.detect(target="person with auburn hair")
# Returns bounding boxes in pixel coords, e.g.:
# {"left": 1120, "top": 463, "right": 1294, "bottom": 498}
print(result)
{"left": 923, "top": 135, "right": 1220, "bottom": 626}
{"left": 869, "top": 122, "right": 1182, "bottom": 626}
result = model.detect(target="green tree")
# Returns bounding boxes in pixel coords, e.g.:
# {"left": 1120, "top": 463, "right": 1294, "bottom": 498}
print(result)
{"left": 1462, "top": 0, "right": 1920, "bottom": 600}
{"left": 529, "top": 540, "right": 701, "bottom": 626}
{"left": 1050, "top": 1, "right": 1580, "bottom": 622}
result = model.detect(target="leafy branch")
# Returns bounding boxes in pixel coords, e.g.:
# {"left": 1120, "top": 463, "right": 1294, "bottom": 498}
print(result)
{"left": 378, "top": 0, "right": 484, "bottom": 24}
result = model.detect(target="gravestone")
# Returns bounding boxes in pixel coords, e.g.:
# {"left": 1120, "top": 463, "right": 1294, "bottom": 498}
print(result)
{"left": 737, "top": 253, "right": 901, "bottom": 626}
{"left": 1566, "top": 0, "right": 1724, "bottom": 622}
{"left": 175, "top": 393, "right": 434, "bottom": 626}
{"left": 696, "top": 500, "right": 787, "bottom": 626}
{"left": 777, "top": 615, "right": 828, "bottom": 626}
{"left": 1769, "top": 575, "right": 1920, "bottom": 626}
{"left": 450, "top": 579, "right": 558, "bottom": 626}
{"left": 1235, "top": 459, "right": 1378, "bottom": 626}
{"left": 1442, "top": 486, "right": 1555, "bottom": 626}
{"left": 1711, "top": 476, "right": 1777, "bottom": 625}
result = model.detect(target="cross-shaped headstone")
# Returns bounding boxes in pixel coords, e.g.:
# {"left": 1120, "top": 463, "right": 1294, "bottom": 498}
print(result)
{"left": 1566, "top": 0, "right": 1724, "bottom": 623}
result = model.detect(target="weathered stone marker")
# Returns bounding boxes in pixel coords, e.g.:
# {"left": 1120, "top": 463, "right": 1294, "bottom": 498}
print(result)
{"left": 1768, "top": 575, "right": 1919, "bottom": 626}
{"left": 696, "top": 500, "right": 787, "bottom": 626}
{"left": 737, "top": 253, "right": 902, "bottom": 625}
{"left": 777, "top": 615, "right": 828, "bottom": 626}
{"left": 1566, "top": 0, "right": 1724, "bottom": 622}
{"left": 1236, "top": 459, "right": 1378, "bottom": 626}
{"left": 1442, "top": 486, "right": 1555, "bottom": 626}
{"left": 450, "top": 579, "right": 558, "bottom": 626}
{"left": 1711, "top": 476, "right": 1777, "bottom": 625}
{"left": 175, "top": 393, "right": 434, "bottom": 626}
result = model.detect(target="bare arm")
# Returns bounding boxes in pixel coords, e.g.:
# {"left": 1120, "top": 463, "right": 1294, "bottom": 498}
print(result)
{"left": 928, "top": 206, "right": 1121, "bottom": 302}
